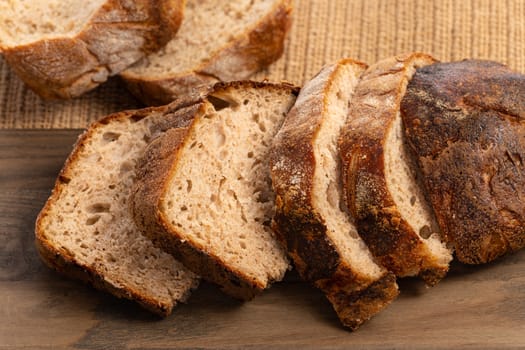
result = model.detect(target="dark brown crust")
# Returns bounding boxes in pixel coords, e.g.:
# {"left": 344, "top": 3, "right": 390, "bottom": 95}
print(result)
{"left": 316, "top": 265, "right": 398, "bottom": 331}
{"left": 401, "top": 59, "right": 525, "bottom": 264}
{"left": 338, "top": 53, "right": 450, "bottom": 286}
{"left": 34, "top": 103, "right": 199, "bottom": 317}
{"left": 131, "top": 81, "right": 299, "bottom": 300}
{"left": 121, "top": 0, "right": 293, "bottom": 106}
{"left": 1, "top": 0, "right": 185, "bottom": 99}
{"left": 269, "top": 60, "right": 399, "bottom": 330}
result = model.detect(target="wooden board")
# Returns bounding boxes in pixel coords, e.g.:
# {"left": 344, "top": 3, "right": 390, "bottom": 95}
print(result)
{"left": 0, "top": 129, "right": 524, "bottom": 349}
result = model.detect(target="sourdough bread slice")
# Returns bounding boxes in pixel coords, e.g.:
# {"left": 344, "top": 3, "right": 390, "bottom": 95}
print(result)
{"left": 270, "top": 59, "right": 398, "bottom": 330}
{"left": 131, "top": 81, "right": 298, "bottom": 300}
{"left": 120, "top": 0, "right": 292, "bottom": 106}
{"left": 0, "top": 0, "right": 185, "bottom": 99}
{"left": 35, "top": 103, "right": 199, "bottom": 316}
{"left": 338, "top": 53, "right": 453, "bottom": 286}
{"left": 401, "top": 59, "right": 525, "bottom": 264}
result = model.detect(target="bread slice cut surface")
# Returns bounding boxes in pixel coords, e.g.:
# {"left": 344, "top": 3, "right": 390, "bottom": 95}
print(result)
{"left": 132, "top": 81, "right": 298, "bottom": 300}
{"left": 35, "top": 104, "right": 199, "bottom": 316}
{"left": 338, "top": 53, "right": 453, "bottom": 286}
{"left": 270, "top": 59, "right": 398, "bottom": 330}
{"left": 121, "top": 0, "right": 292, "bottom": 105}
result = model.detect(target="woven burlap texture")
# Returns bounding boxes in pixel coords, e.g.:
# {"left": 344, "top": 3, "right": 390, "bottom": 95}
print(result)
{"left": 1, "top": 0, "right": 524, "bottom": 129}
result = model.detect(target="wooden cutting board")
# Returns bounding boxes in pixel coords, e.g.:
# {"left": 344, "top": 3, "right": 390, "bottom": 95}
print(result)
{"left": 0, "top": 129, "right": 524, "bottom": 349}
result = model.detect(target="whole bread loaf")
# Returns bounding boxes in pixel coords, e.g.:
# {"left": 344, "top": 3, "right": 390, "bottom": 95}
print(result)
{"left": 131, "top": 81, "right": 298, "bottom": 300}
{"left": 270, "top": 59, "right": 398, "bottom": 330}
{"left": 401, "top": 59, "right": 525, "bottom": 264}
{"left": 121, "top": 0, "right": 292, "bottom": 106}
{"left": 0, "top": 0, "right": 185, "bottom": 99}
{"left": 338, "top": 53, "right": 452, "bottom": 285}
{"left": 35, "top": 102, "right": 199, "bottom": 316}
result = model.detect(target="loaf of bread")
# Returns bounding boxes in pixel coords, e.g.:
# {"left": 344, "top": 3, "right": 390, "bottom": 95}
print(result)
{"left": 338, "top": 53, "right": 453, "bottom": 286}
{"left": 131, "top": 81, "right": 298, "bottom": 300}
{"left": 35, "top": 103, "right": 199, "bottom": 316}
{"left": 120, "top": 0, "right": 292, "bottom": 106}
{"left": 401, "top": 59, "right": 525, "bottom": 264}
{"left": 0, "top": 0, "right": 184, "bottom": 99}
{"left": 270, "top": 59, "right": 399, "bottom": 330}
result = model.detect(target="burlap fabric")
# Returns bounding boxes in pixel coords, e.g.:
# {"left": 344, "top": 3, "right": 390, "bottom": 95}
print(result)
{"left": 1, "top": 0, "right": 524, "bottom": 128}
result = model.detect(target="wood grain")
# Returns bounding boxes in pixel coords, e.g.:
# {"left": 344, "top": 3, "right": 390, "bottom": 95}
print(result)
{"left": 0, "top": 130, "right": 524, "bottom": 349}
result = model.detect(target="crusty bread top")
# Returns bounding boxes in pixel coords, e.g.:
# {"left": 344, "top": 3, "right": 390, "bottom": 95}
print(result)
{"left": 401, "top": 59, "right": 525, "bottom": 264}
{"left": 338, "top": 53, "right": 452, "bottom": 285}
{"left": 35, "top": 103, "right": 199, "bottom": 316}
{"left": 120, "top": 0, "right": 292, "bottom": 105}
{"left": 131, "top": 81, "right": 298, "bottom": 299}
{"left": 0, "top": 0, "right": 185, "bottom": 99}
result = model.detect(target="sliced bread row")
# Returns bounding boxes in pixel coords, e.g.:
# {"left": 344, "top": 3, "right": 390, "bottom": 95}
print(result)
{"left": 35, "top": 55, "right": 525, "bottom": 329}
{"left": 1, "top": 0, "right": 292, "bottom": 101}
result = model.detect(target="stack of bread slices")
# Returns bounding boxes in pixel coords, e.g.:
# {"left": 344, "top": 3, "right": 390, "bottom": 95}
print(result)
{"left": 35, "top": 51, "right": 525, "bottom": 330}
{"left": 21, "top": 0, "right": 525, "bottom": 332}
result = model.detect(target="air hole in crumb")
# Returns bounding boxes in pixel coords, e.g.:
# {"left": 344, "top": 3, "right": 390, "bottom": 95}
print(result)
{"left": 180, "top": 205, "right": 188, "bottom": 211}
{"left": 102, "top": 132, "right": 121, "bottom": 142}
{"left": 186, "top": 180, "right": 193, "bottom": 193}
{"left": 86, "top": 216, "right": 101, "bottom": 225}
{"left": 80, "top": 243, "right": 88, "bottom": 249}
{"left": 190, "top": 141, "right": 197, "bottom": 149}
{"left": 130, "top": 114, "right": 145, "bottom": 123}
{"left": 410, "top": 196, "right": 416, "bottom": 206}
{"left": 239, "top": 241, "right": 247, "bottom": 249}
{"left": 208, "top": 95, "right": 234, "bottom": 111}
{"left": 87, "top": 203, "right": 110, "bottom": 213}
{"left": 247, "top": 151, "right": 254, "bottom": 158}
{"left": 59, "top": 175, "right": 71, "bottom": 184}
{"left": 243, "top": 99, "right": 249, "bottom": 105}
{"left": 108, "top": 184, "right": 116, "bottom": 190}
{"left": 419, "top": 225, "right": 432, "bottom": 239}
{"left": 120, "top": 161, "right": 134, "bottom": 174}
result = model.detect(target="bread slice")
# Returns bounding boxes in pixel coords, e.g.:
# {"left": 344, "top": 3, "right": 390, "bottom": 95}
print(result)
{"left": 120, "top": 0, "right": 292, "bottom": 106}
{"left": 35, "top": 103, "right": 199, "bottom": 316}
{"left": 0, "top": 0, "right": 185, "bottom": 99}
{"left": 269, "top": 59, "right": 398, "bottom": 330}
{"left": 131, "top": 81, "right": 298, "bottom": 300}
{"left": 401, "top": 59, "right": 525, "bottom": 264}
{"left": 338, "top": 53, "right": 453, "bottom": 286}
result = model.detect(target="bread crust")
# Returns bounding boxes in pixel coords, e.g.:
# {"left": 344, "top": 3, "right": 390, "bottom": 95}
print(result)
{"left": 1, "top": 0, "right": 185, "bottom": 99}
{"left": 338, "top": 53, "right": 450, "bottom": 286}
{"left": 121, "top": 0, "right": 293, "bottom": 106}
{"left": 401, "top": 59, "right": 525, "bottom": 264}
{"left": 35, "top": 104, "right": 199, "bottom": 316}
{"left": 270, "top": 59, "right": 398, "bottom": 330}
{"left": 131, "top": 81, "right": 299, "bottom": 300}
